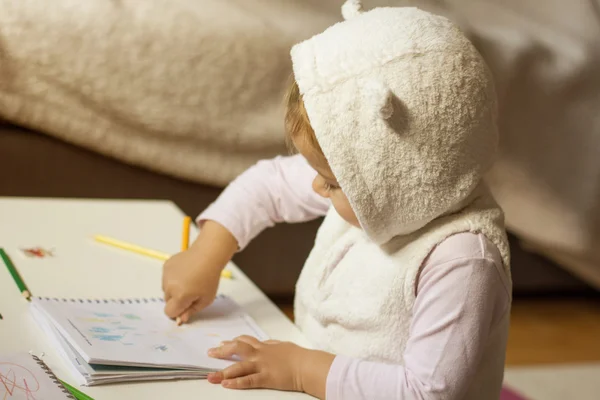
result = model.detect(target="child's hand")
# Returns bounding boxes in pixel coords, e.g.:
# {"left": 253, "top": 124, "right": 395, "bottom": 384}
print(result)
{"left": 162, "top": 247, "right": 220, "bottom": 323}
{"left": 207, "top": 335, "right": 335, "bottom": 399}
{"left": 162, "top": 220, "right": 238, "bottom": 324}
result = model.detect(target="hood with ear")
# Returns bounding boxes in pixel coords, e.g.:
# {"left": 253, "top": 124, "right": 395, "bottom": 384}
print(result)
{"left": 291, "top": 1, "right": 499, "bottom": 245}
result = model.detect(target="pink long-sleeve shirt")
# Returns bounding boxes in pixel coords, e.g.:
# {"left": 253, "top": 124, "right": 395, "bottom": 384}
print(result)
{"left": 199, "top": 155, "right": 511, "bottom": 400}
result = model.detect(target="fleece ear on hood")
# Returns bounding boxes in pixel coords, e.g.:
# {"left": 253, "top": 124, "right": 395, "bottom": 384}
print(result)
{"left": 291, "top": 1, "right": 499, "bottom": 245}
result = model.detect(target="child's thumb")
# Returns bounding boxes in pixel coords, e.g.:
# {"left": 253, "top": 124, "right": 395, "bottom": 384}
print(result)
{"left": 178, "top": 298, "right": 209, "bottom": 323}
{"left": 164, "top": 295, "right": 193, "bottom": 319}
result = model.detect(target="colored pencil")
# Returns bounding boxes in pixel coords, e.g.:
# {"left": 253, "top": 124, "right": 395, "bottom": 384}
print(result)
{"left": 93, "top": 235, "right": 232, "bottom": 279}
{"left": 93, "top": 235, "right": 171, "bottom": 261}
{"left": 0, "top": 248, "right": 31, "bottom": 300}
{"left": 60, "top": 379, "right": 95, "bottom": 400}
{"left": 220, "top": 269, "right": 233, "bottom": 279}
{"left": 181, "top": 216, "right": 192, "bottom": 251}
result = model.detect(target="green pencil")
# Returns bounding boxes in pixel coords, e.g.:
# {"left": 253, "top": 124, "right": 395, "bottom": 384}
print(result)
{"left": 59, "top": 379, "right": 95, "bottom": 400}
{"left": 0, "top": 248, "right": 31, "bottom": 300}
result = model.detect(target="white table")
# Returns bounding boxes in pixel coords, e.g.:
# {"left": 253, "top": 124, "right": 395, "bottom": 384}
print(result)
{"left": 0, "top": 197, "right": 311, "bottom": 399}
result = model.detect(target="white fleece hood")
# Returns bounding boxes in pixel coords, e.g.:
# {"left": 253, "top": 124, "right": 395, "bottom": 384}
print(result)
{"left": 291, "top": 1, "right": 499, "bottom": 244}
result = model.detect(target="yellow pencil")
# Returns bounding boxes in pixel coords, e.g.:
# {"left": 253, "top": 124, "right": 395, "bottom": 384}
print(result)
{"left": 94, "top": 235, "right": 171, "bottom": 261}
{"left": 93, "top": 235, "right": 232, "bottom": 279}
{"left": 181, "top": 216, "right": 192, "bottom": 251}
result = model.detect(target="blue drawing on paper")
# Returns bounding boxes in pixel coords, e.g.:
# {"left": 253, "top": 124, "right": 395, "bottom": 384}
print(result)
{"left": 94, "top": 312, "right": 114, "bottom": 317}
{"left": 122, "top": 313, "right": 142, "bottom": 320}
{"left": 74, "top": 306, "right": 188, "bottom": 348}
{"left": 92, "top": 334, "right": 124, "bottom": 342}
{"left": 116, "top": 326, "right": 136, "bottom": 331}
{"left": 89, "top": 326, "right": 111, "bottom": 333}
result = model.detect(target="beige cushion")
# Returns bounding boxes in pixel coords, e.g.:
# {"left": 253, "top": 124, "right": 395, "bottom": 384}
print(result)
{"left": 0, "top": 0, "right": 339, "bottom": 186}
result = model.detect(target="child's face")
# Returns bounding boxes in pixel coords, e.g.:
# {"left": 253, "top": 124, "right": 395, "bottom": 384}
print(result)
{"left": 293, "top": 138, "right": 360, "bottom": 228}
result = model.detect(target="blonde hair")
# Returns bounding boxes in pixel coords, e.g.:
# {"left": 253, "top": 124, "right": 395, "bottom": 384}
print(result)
{"left": 284, "top": 81, "right": 326, "bottom": 161}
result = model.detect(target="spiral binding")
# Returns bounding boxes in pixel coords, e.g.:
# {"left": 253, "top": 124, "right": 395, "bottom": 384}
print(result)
{"left": 36, "top": 296, "right": 165, "bottom": 303}
{"left": 31, "top": 354, "right": 75, "bottom": 399}
{"left": 34, "top": 294, "right": 226, "bottom": 304}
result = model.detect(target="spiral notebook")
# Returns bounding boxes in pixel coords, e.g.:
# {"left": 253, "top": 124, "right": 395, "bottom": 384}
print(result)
{"left": 0, "top": 352, "right": 75, "bottom": 399}
{"left": 30, "top": 295, "right": 267, "bottom": 385}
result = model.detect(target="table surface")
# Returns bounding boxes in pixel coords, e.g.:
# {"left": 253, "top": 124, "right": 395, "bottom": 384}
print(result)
{"left": 0, "top": 197, "right": 311, "bottom": 399}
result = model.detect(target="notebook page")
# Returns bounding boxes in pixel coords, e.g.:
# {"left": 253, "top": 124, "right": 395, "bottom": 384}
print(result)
{"left": 33, "top": 304, "right": 199, "bottom": 385}
{"left": 31, "top": 296, "right": 267, "bottom": 370}
{"left": 32, "top": 304, "right": 213, "bottom": 386}
{"left": 0, "top": 353, "right": 73, "bottom": 399}
{"left": 30, "top": 305, "right": 94, "bottom": 385}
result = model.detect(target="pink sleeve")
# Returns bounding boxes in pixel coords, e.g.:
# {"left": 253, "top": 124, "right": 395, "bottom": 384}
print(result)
{"left": 326, "top": 233, "right": 511, "bottom": 400}
{"left": 198, "top": 154, "right": 330, "bottom": 250}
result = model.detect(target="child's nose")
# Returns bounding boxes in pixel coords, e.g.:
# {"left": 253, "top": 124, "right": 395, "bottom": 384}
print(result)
{"left": 312, "top": 176, "right": 329, "bottom": 198}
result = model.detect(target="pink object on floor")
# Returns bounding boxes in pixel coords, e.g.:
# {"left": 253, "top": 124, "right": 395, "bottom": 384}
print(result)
{"left": 501, "top": 386, "right": 527, "bottom": 400}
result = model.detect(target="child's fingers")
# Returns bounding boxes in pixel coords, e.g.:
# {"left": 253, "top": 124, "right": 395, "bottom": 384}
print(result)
{"left": 214, "top": 361, "right": 259, "bottom": 386}
{"left": 234, "top": 335, "right": 261, "bottom": 348}
{"left": 208, "top": 341, "right": 256, "bottom": 360}
{"left": 207, "top": 371, "right": 224, "bottom": 384}
{"left": 164, "top": 295, "right": 193, "bottom": 319}
{"left": 177, "top": 298, "right": 208, "bottom": 324}
{"left": 178, "top": 305, "right": 198, "bottom": 324}
{"left": 263, "top": 340, "right": 281, "bottom": 345}
{"left": 222, "top": 373, "right": 265, "bottom": 390}
{"left": 178, "top": 310, "right": 191, "bottom": 324}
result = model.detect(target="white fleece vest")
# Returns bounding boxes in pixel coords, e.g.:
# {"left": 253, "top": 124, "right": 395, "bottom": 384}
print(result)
{"left": 291, "top": 3, "right": 511, "bottom": 398}
{"left": 295, "top": 186, "right": 511, "bottom": 399}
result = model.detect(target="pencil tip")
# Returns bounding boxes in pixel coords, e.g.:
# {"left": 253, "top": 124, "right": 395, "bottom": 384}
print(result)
{"left": 176, "top": 317, "right": 182, "bottom": 326}
{"left": 221, "top": 270, "right": 233, "bottom": 279}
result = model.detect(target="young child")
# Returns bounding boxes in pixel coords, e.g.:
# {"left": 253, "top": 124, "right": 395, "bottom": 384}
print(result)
{"left": 162, "top": 2, "right": 511, "bottom": 399}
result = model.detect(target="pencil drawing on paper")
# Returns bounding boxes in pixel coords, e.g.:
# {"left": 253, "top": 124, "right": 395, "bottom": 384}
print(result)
{"left": 89, "top": 327, "right": 111, "bottom": 333}
{"left": 71, "top": 308, "right": 187, "bottom": 348}
{"left": 0, "top": 361, "right": 41, "bottom": 399}
{"left": 92, "top": 334, "right": 124, "bottom": 342}
{"left": 94, "top": 312, "right": 114, "bottom": 318}
{"left": 65, "top": 302, "right": 243, "bottom": 351}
